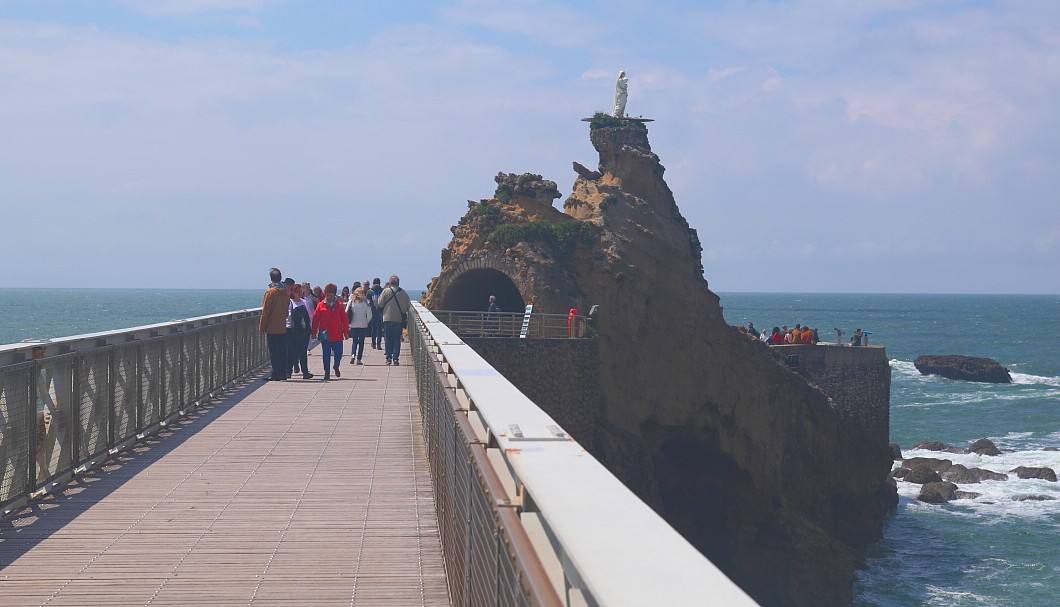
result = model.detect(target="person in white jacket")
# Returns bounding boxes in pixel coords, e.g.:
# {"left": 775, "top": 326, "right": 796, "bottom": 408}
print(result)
{"left": 346, "top": 287, "right": 373, "bottom": 365}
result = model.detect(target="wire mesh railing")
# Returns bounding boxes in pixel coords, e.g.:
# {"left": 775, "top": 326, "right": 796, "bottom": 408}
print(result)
{"left": 431, "top": 310, "right": 588, "bottom": 339}
{"left": 411, "top": 307, "right": 563, "bottom": 607}
{"left": 410, "top": 303, "right": 761, "bottom": 607}
{"left": 0, "top": 310, "right": 266, "bottom": 515}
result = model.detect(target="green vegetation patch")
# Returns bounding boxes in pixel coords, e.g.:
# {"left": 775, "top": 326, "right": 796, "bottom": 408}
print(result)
{"left": 589, "top": 112, "right": 625, "bottom": 129}
{"left": 488, "top": 219, "right": 596, "bottom": 256}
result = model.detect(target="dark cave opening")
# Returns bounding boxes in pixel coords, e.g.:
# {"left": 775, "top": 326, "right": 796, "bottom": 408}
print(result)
{"left": 437, "top": 269, "right": 526, "bottom": 313}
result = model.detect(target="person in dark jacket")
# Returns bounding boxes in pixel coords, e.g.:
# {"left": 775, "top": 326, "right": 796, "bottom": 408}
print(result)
{"left": 286, "top": 283, "right": 313, "bottom": 379}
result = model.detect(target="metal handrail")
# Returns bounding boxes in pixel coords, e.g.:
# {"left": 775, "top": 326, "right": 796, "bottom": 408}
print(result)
{"left": 0, "top": 310, "right": 266, "bottom": 515}
{"left": 431, "top": 310, "right": 588, "bottom": 339}
{"left": 409, "top": 303, "right": 760, "bottom": 607}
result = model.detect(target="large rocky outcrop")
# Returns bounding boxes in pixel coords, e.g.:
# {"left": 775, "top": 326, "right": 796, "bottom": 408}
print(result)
{"left": 423, "top": 118, "right": 897, "bottom": 607}
{"left": 914, "top": 355, "right": 1012, "bottom": 383}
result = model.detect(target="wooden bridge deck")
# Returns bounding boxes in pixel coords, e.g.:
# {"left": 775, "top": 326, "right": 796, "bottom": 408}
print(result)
{"left": 0, "top": 346, "right": 451, "bottom": 606}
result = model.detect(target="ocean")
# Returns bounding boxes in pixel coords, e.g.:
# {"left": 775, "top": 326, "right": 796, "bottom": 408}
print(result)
{"left": 1, "top": 289, "right": 1057, "bottom": 605}
{"left": 720, "top": 292, "right": 1060, "bottom": 607}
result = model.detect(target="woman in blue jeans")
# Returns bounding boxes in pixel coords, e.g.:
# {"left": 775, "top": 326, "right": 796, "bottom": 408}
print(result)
{"left": 345, "top": 287, "right": 373, "bottom": 365}
{"left": 311, "top": 283, "right": 349, "bottom": 380}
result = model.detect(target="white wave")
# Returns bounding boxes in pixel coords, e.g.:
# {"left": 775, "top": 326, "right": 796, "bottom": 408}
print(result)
{"left": 895, "top": 448, "right": 1060, "bottom": 521}
{"left": 1011, "top": 372, "right": 1060, "bottom": 387}
{"left": 924, "top": 586, "right": 989, "bottom": 606}
{"left": 891, "top": 359, "right": 937, "bottom": 382}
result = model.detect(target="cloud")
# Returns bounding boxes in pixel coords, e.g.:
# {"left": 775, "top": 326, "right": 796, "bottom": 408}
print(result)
{"left": 115, "top": 0, "right": 271, "bottom": 19}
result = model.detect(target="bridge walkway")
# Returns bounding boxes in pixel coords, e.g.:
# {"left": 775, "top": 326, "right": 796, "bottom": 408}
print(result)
{"left": 0, "top": 346, "right": 450, "bottom": 606}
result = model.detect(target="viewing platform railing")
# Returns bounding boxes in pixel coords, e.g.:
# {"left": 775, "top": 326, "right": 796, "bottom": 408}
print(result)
{"left": 432, "top": 310, "right": 588, "bottom": 339}
{"left": 409, "top": 302, "right": 759, "bottom": 606}
{"left": 0, "top": 310, "right": 266, "bottom": 515}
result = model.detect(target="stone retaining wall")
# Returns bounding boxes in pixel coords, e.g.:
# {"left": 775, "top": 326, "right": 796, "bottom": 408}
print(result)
{"left": 773, "top": 344, "right": 891, "bottom": 446}
{"left": 462, "top": 338, "right": 600, "bottom": 447}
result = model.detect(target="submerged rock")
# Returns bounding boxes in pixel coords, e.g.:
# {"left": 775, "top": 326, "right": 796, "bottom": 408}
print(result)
{"left": 954, "top": 491, "right": 981, "bottom": 500}
{"left": 1014, "top": 495, "right": 1057, "bottom": 501}
{"left": 941, "top": 464, "right": 1008, "bottom": 484}
{"left": 1010, "top": 466, "right": 1058, "bottom": 482}
{"left": 913, "top": 355, "right": 1012, "bottom": 383}
{"left": 919, "top": 481, "right": 958, "bottom": 504}
{"left": 913, "top": 440, "right": 969, "bottom": 454}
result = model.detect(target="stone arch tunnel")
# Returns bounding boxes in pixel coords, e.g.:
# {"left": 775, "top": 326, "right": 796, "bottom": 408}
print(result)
{"left": 436, "top": 268, "right": 526, "bottom": 313}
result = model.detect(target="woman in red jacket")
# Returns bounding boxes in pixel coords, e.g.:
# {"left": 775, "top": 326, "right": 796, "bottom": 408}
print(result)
{"left": 311, "top": 283, "right": 349, "bottom": 380}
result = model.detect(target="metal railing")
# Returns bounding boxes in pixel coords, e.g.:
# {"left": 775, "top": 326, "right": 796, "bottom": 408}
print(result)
{"left": 0, "top": 310, "right": 266, "bottom": 514}
{"left": 409, "top": 303, "right": 759, "bottom": 607}
{"left": 432, "top": 310, "right": 588, "bottom": 339}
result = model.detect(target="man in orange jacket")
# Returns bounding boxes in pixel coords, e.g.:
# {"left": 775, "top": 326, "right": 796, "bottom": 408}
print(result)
{"left": 259, "top": 267, "right": 291, "bottom": 381}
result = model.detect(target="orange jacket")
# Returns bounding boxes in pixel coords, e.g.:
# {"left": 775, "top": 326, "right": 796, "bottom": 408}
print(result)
{"left": 259, "top": 286, "right": 290, "bottom": 334}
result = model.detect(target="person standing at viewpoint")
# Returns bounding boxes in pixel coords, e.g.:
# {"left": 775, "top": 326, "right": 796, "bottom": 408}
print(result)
{"left": 375, "top": 274, "right": 412, "bottom": 366}
{"left": 259, "top": 267, "right": 291, "bottom": 382}
{"left": 312, "top": 283, "right": 349, "bottom": 380}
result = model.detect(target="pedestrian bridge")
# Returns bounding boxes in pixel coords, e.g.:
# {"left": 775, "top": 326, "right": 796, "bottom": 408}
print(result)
{"left": 0, "top": 305, "right": 757, "bottom": 606}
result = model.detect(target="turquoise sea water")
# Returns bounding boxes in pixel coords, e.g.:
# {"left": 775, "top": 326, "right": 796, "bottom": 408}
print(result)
{"left": 720, "top": 293, "right": 1060, "bottom": 607}
{"left": 1, "top": 289, "right": 1056, "bottom": 605}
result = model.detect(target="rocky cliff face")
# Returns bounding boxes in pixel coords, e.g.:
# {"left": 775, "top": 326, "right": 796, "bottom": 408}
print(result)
{"left": 423, "top": 118, "right": 897, "bottom": 607}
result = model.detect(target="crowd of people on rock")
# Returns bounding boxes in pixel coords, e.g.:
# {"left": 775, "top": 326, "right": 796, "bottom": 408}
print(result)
{"left": 258, "top": 267, "right": 413, "bottom": 381}
{"left": 737, "top": 322, "right": 869, "bottom": 346}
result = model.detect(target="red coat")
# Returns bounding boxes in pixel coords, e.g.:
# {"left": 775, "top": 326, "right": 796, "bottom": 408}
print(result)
{"left": 311, "top": 299, "right": 349, "bottom": 342}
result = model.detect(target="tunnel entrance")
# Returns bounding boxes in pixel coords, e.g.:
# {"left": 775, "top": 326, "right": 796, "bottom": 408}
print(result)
{"left": 438, "top": 269, "right": 526, "bottom": 313}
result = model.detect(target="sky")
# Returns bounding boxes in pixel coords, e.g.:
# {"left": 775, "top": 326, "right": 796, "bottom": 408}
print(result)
{"left": 2, "top": 0, "right": 1058, "bottom": 294}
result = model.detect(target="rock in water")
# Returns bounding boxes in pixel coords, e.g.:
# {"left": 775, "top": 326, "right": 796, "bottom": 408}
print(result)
{"left": 913, "top": 355, "right": 1012, "bottom": 383}
{"left": 968, "top": 438, "right": 1002, "bottom": 456}
{"left": 1010, "top": 466, "right": 1058, "bottom": 481}
{"left": 919, "top": 481, "right": 958, "bottom": 504}
{"left": 423, "top": 119, "right": 897, "bottom": 607}
{"left": 913, "top": 440, "right": 969, "bottom": 454}
{"left": 941, "top": 464, "right": 1008, "bottom": 483}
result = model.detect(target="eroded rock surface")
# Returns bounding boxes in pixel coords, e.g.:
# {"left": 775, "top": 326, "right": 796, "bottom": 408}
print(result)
{"left": 423, "top": 119, "right": 896, "bottom": 607}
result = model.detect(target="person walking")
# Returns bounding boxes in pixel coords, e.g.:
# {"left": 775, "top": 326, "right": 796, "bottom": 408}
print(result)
{"left": 369, "top": 278, "right": 384, "bottom": 350}
{"left": 287, "top": 283, "right": 313, "bottom": 379}
{"left": 259, "top": 267, "right": 290, "bottom": 382}
{"left": 346, "top": 287, "right": 373, "bottom": 365}
{"left": 311, "top": 283, "right": 349, "bottom": 380}
{"left": 375, "top": 274, "right": 412, "bottom": 366}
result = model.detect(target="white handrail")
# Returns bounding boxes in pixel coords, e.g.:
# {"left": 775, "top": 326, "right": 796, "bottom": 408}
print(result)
{"left": 414, "top": 302, "right": 759, "bottom": 607}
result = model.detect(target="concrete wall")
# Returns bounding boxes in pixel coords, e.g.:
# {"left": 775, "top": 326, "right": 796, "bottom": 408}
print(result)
{"left": 773, "top": 344, "right": 891, "bottom": 446}
{"left": 462, "top": 338, "right": 601, "bottom": 447}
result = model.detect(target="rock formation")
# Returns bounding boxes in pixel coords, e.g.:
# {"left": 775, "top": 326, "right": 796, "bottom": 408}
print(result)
{"left": 423, "top": 116, "right": 897, "bottom": 607}
{"left": 914, "top": 354, "right": 1012, "bottom": 383}
{"left": 1010, "top": 466, "right": 1058, "bottom": 482}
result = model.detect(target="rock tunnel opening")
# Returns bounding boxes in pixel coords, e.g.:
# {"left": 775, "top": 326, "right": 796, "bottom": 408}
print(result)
{"left": 438, "top": 269, "right": 526, "bottom": 313}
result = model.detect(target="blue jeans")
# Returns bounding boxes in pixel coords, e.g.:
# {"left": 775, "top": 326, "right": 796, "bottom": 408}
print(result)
{"left": 383, "top": 321, "right": 402, "bottom": 362}
{"left": 370, "top": 314, "right": 383, "bottom": 347}
{"left": 350, "top": 327, "right": 368, "bottom": 361}
{"left": 321, "top": 340, "right": 344, "bottom": 372}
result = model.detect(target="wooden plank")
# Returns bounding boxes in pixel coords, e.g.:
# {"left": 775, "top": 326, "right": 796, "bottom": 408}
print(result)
{"left": 0, "top": 346, "right": 451, "bottom": 606}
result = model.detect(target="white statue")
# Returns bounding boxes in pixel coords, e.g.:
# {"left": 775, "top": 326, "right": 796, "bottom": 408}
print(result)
{"left": 613, "top": 70, "right": 628, "bottom": 118}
